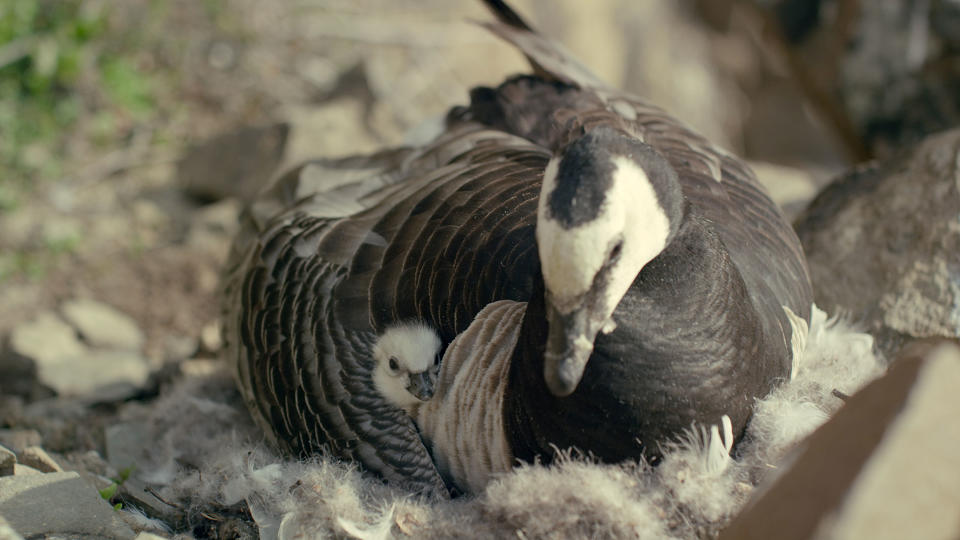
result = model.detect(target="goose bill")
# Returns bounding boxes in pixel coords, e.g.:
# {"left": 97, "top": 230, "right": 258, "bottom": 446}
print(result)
{"left": 544, "top": 304, "right": 603, "bottom": 397}
{"left": 406, "top": 371, "right": 435, "bottom": 401}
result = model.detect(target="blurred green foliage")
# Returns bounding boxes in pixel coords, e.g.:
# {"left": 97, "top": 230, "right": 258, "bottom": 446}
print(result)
{"left": 0, "top": 0, "right": 158, "bottom": 194}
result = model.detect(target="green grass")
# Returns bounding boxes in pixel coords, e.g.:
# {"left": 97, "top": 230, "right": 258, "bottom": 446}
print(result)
{"left": 0, "top": 0, "right": 160, "bottom": 190}
{"left": 0, "top": 0, "right": 173, "bottom": 284}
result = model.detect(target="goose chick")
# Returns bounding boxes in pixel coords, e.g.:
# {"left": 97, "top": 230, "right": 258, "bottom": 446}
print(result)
{"left": 371, "top": 322, "right": 442, "bottom": 412}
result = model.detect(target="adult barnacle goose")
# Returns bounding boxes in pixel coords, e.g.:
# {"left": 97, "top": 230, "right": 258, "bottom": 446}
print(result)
{"left": 221, "top": 0, "right": 814, "bottom": 496}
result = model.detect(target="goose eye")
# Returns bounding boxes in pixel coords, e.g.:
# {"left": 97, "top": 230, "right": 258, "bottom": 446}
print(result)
{"left": 388, "top": 357, "right": 399, "bottom": 372}
{"left": 609, "top": 240, "right": 624, "bottom": 261}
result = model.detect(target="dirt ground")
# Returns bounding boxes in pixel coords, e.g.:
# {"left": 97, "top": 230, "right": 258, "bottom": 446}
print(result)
{"left": 1, "top": 0, "right": 862, "bottom": 356}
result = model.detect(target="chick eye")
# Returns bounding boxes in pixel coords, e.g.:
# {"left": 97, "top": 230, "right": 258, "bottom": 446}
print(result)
{"left": 388, "top": 357, "right": 399, "bottom": 372}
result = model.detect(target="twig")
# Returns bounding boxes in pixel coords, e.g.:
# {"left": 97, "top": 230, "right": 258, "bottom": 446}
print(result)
{"left": 144, "top": 486, "right": 183, "bottom": 509}
{"left": 831, "top": 388, "right": 850, "bottom": 401}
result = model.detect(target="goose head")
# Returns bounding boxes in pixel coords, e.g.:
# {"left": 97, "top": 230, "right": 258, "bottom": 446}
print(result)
{"left": 536, "top": 126, "right": 685, "bottom": 396}
{"left": 372, "top": 322, "right": 442, "bottom": 411}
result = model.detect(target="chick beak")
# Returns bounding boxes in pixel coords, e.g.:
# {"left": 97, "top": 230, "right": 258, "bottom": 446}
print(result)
{"left": 406, "top": 371, "right": 435, "bottom": 402}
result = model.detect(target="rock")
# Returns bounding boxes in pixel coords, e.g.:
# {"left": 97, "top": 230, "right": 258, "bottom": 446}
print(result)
{"left": 0, "top": 515, "right": 25, "bottom": 540}
{"left": 720, "top": 339, "right": 960, "bottom": 540}
{"left": 61, "top": 298, "right": 145, "bottom": 352}
{"left": 185, "top": 198, "right": 241, "bottom": 262}
{"left": 199, "top": 320, "right": 222, "bottom": 354}
{"left": 105, "top": 422, "right": 151, "bottom": 473}
{"left": 19, "top": 447, "right": 63, "bottom": 473}
{"left": 30, "top": 348, "right": 151, "bottom": 402}
{"left": 282, "top": 99, "right": 380, "bottom": 166}
{"left": 0, "top": 431, "right": 41, "bottom": 455}
{"left": 134, "top": 533, "right": 171, "bottom": 540}
{"left": 0, "top": 445, "right": 14, "bottom": 476}
{"left": 178, "top": 123, "right": 289, "bottom": 203}
{"left": 749, "top": 161, "right": 819, "bottom": 219}
{"left": 9, "top": 312, "right": 86, "bottom": 367}
{"left": 179, "top": 358, "right": 221, "bottom": 377}
{"left": 0, "top": 350, "right": 38, "bottom": 399}
{"left": 60, "top": 450, "right": 115, "bottom": 480}
{"left": 795, "top": 128, "right": 960, "bottom": 356}
{"left": 119, "top": 477, "right": 184, "bottom": 526}
{"left": 0, "top": 471, "right": 136, "bottom": 539}
{"left": 191, "top": 198, "right": 241, "bottom": 237}
{"left": 11, "top": 465, "right": 40, "bottom": 476}
{"left": 163, "top": 334, "right": 198, "bottom": 362}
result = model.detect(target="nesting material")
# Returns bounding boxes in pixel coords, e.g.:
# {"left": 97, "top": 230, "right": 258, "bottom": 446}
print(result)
{"left": 134, "top": 306, "right": 881, "bottom": 539}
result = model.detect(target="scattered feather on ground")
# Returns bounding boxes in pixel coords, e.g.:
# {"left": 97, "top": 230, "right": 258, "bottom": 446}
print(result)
{"left": 131, "top": 306, "right": 882, "bottom": 539}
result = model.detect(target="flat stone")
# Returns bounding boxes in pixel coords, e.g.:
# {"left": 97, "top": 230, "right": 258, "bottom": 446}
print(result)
{"left": 0, "top": 445, "right": 14, "bottom": 477}
{"left": 33, "top": 348, "right": 151, "bottom": 401}
{"left": 0, "top": 471, "right": 135, "bottom": 539}
{"left": 282, "top": 100, "right": 379, "bottom": 166}
{"left": 720, "top": 340, "right": 960, "bottom": 540}
{"left": 134, "top": 533, "right": 171, "bottom": 540}
{"left": 795, "top": 128, "right": 960, "bottom": 355}
{"left": 749, "top": 161, "right": 819, "bottom": 219}
{"left": 118, "top": 477, "right": 183, "bottom": 526}
{"left": 61, "top": 298, "right": 145, "bottom": 352}
{"left": 11, "top": 465, "right": 40, "bottom": 476}
{"left": 0, "top": 515, "right": 25, "bottom": 540}
{"left": 9, "top": 312, "right": 86, "bottom": 367}
{"left": 0, "top": 431, "right": 41, "bottom": 455}
{"left": 178, "top": 123, "right": 289, "bottom": 203}
{"left": 19, "top": 447, "right": 63, "bottom": 473}
{"left": 105, "top": 422, "right": 150, "bottom": 473}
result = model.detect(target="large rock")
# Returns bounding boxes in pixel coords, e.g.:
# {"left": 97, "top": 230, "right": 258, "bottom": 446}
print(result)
{"left": 61, "top": 299, "right": 145, "bottom": 352}
{"left": 0, "top": 515, "right": 25, "bottom": 540}
{"left": 177, "top": 123, "right": 289, "bottom": 203}
{"left": 0, "top": 471, "right": 136, "bottom": 539}
{"left": 9, "top": 312, "right": 86, "bottom": 367}
{"left": 720, "top": 339, "right": 960, "bottom": 540}
{"left": 8, "top": 311, "right": 151, "bottom": 401}
{"left": 795, "top": 128, "right": 960, "bottom": 355}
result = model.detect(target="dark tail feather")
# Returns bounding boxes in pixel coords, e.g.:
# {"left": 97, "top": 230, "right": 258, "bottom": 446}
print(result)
{"left": 480, "top": 0, "right": 534, "bottom": 31}
{"left": 476, "top": 0, "right": 605, "bottom": 89}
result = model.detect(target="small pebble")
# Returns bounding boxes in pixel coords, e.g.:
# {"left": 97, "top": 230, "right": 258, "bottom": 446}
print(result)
{"left": 19, "top": 447, "right": 63, "bottom": 473}
{"left": 0, "top": 430, "right": 42, "bottom": 455}
{"left": 200, "top": 320, "right": 223, "bottom": 353}
{"left": 0, "top": 445, "right": 14, "bottom": 477}
{"left": 12, "top": 464, "right": 41, "bottom": 476}
{"left": 61, "top": 298, "right": 145, "bottom": 351}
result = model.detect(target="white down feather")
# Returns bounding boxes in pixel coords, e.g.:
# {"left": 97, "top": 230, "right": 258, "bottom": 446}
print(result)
{"left": 131, "top": 304, "right": 882, "bottom": 539}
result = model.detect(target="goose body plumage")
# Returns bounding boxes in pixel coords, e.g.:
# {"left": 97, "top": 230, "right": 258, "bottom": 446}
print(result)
{"left": 222, "top": 0, "right": 813, "bottom": 496}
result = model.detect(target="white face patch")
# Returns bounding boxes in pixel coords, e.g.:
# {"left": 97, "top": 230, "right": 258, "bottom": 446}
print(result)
{"left": 537, "top": 155, "right": 673, "bottom": 316}
{"left": 371, "top": 322, "right": 441, "bottom": 410}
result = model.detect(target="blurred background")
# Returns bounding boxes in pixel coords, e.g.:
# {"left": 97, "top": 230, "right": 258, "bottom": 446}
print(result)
{"left": 2, "top": 0, "right": 959, "bottom": 379}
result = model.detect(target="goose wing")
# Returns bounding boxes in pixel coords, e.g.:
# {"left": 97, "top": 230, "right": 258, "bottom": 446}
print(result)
{"left": 224, "top": 151, "right": 451, "bottom": 496}
{"left": 224, "top": 125, "right": 552, "bottom": 495}
{"left": 477, "top": 0, "right": 813, "bottom": 324}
